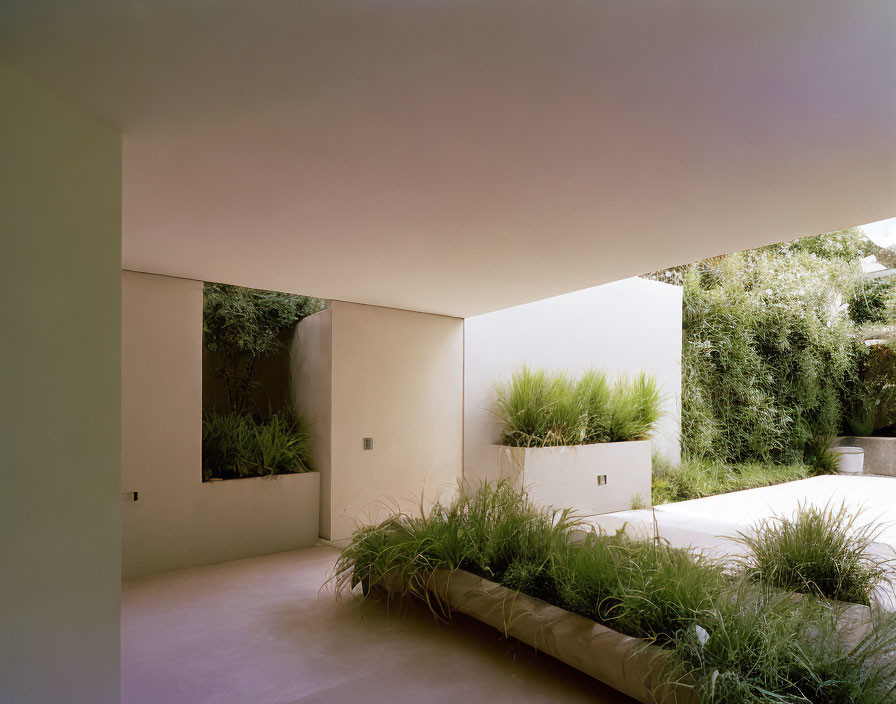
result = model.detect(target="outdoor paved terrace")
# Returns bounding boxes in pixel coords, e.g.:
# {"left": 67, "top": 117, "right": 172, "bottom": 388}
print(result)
{"left": 122, "top": 547, "right": 634, "bottom": 704}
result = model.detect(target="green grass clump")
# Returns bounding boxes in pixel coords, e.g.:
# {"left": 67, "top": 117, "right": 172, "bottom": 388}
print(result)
{"left": 675, "top": 587, "right": 896, "bottom": 703}
{"left": 735, "top": 503, "right": 891, "bottom": 605}
{"left": 550, "top": 533, "right": 728, "bottom": 647}
{"left": 202, "top": 407, "right": 313, "bottom": 480}
{"left": 332, "top": 483, "right": 576, "bottom": 606}
{"left": 651, "top": 456, "right": 810, "bottom": 505}
{"left": 334, "top": 484, "right": 896, "bottom": 701}
{"left": 495, "top": 366, "right": 662, "bottom": 447}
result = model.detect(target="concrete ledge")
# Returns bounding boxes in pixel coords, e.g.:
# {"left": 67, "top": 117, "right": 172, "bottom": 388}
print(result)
{"left": 474, "top": 441, "right": 652, "bottom": 516}
{"left": 381, "top": 568, "right": 694, "bottom": 704}
{"left": 123, "top": 471, "right": 320, "bottom": 579}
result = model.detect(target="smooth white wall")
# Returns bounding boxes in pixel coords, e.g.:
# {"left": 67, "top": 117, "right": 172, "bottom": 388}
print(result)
{"left": 291, "top": 309, "right": 334, "bottom": 539}
{"left": 121, "top": 271, "right": 319, "bottom": 579}
{"left": 0, "top": 62, "right": 121, "bottom": 704}
{"left": 464, "top": 277, "right": 682, "bottom": 478}
{"left": 293, "top": 301, "right": 465, "bottom": 542}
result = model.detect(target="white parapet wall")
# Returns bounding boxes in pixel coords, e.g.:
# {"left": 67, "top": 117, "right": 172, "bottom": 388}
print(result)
{"left": 463, "top": 277, "right": 683, "bottom": 481}
{"left": 292, "top": 301, "right": 465, "bottom": 542}
{"left": 473, "top": 441, "right": 653, "bottom": 516}
{"left": 121, "top": 271, "right": 320, "bottom": 580}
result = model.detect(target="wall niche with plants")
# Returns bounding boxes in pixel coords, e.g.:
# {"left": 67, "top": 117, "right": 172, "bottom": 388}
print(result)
{"left": 201, "top": 282, "right": 326, "bottom": 481}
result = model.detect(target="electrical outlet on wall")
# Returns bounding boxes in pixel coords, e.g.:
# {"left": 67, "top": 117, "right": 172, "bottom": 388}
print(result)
{"left": 363, "top": 437, "right": 374, "bottom": 451}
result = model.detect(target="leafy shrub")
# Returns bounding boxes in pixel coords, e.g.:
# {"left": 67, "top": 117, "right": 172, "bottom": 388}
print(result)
{"left": 677, "top": 239, "right": 860, "bottom": 464}
{"left": 736, "top": 503, "right": 891, "bottom": 605}
{"left": 843, "top": 336, "right": 896, "bottom": 436}
{"left": 802, "top": 432, "right": 840, "bottom": 475}
{"left": 334, "top": 484, "right": 896, "bottom": 702}
{"left": 847, "top": 277, "right": 896, "bottom": 325}
{"left": 202, "top": 408, "right": 313, "bottom": 480}
{"left": 494, "top": 366, "right": 662, "bottom": 447}
{"left": 204, "top": 282, "right": 326, "bottom": 414}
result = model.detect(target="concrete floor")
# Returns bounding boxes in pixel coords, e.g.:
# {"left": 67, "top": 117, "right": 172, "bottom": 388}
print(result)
{"left": 122, "top": 547, "right": 634, "bottom": 704}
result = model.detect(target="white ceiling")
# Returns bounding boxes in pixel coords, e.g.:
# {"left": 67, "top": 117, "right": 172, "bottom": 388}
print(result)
{"left": 2, "top": 1, "right": 895, "bottom": 317}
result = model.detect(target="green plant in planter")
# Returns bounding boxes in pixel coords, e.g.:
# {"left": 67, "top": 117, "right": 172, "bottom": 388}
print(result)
{"left": 607, "top": 373, "right": 662, "bottom": 442}
{"left": 735, "top": 503, "right": 892, "bottom": 605}
{"left": 494, "top": 366, "right": 662, "bottom": 447}
{"left": 334, "top": 483, "right": 896, "bottom": 702}
{"left": 202, "top": 407, "right": 313, "bottom": 480}
{"left": 201, "top": 282, "right": 324, "bottom": 480}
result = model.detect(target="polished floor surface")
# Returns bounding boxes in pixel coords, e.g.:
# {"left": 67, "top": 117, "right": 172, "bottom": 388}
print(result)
{"left": 122, "top": 547, "right": 634, "bottom": 704}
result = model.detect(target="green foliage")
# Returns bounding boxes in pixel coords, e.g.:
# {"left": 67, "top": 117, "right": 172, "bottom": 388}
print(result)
{"left": 847, "top": 278, "right": 896, "bottom": 325}
{"left": 332, "top": 483, "right": 577, "bottom": 607}
{"left": 843, "top": 337, "right": 896, "bottom": 436}
{"left": 202, "top": 408, "right": 313, "bottom": 480}
{"left": 651, "top": 455, "right": 811, "bottom": 505}
{"left": 203, "top": 282, "right": 326, "bottom": 414}
{"left": 678, "top": 236, "right": 861, "bottom": 464}
{"left": 494, "top": 366, "right": 662, "bottom": 447}
{"left": 334, "top": 484, "right": 896, "bottom": 702}
{"left": 736, "top": 503, "right": 892, "bottom": 605}
{"left": 676, "top": 589, "right": 896, "bottom": 703}
{"left": 802, "top": 433, "right": 840, "bottom": 475}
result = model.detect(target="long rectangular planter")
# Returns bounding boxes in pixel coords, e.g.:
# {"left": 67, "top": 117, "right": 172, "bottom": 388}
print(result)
{"left": 382, "top": 568, "right": 694, "bottom": 704}
{"left": 479, "top": 441, "right": 652, "bottom": 515}
{"left": 379, "top": 569, "right": 874, "bottom": 704}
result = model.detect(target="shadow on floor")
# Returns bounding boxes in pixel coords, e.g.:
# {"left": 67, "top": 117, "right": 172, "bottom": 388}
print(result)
{"left": 122, "top": 547, "right": 636, "bottom": 704}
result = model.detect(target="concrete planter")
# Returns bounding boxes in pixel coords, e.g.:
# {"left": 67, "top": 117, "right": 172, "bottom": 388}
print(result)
{"left": 122, "top": 470, "right": 320, "bottom": 579}
{"left": 481, "top": 441, "right": 651, "bottom": 515}
{"left": 379, "top": 568, "right": 693, "bottom": 704}
{"left": 375, "top": 572, "right": 870, "bottom": 704}
{"left": 834, "top": 436, "right": 896, "bottom": 476}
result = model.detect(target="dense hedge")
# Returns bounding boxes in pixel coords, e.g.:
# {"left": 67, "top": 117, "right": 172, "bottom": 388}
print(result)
{"left": 657, "top": 231, "right": 869, "bottom": 464}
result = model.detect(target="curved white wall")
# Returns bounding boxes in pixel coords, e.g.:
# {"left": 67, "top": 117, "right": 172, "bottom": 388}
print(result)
{"left": 293, "top": 302, "right": 465, "bottom": 542}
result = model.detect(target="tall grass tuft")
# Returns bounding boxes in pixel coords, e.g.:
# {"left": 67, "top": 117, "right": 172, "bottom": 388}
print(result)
{"left": 494, "top": 366, "right": 662, "bottom": 447}
{"left": 202, "top": 407, "right": 313, "bottom": 480}
{"left": 332, "top": 482, "right": 577, "bottom": 607}
{"left": 674, "top": 586, "right": 896, "bottom": 703}
{"left": 735, "top": 503, "right": 892, "bottom": 605}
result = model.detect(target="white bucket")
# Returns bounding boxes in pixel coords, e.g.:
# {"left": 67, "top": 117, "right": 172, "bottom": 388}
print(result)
{"left": 833, "top": 446, "right": 864, "bottom": 475}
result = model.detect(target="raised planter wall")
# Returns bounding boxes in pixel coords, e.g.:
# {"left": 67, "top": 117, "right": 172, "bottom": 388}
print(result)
{"left": 383, "top": 569, "right": 694, "bottom": 704}
{"left": 475, "top": 440, "right": 652, "bottom": 515}
{"left": 834, "top": 436, "right": 896, "bottom": 476}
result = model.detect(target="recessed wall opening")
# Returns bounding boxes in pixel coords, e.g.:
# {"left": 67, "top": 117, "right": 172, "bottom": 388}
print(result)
{"left": 200, "top": 282, "right": 328, "bottom": 482}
